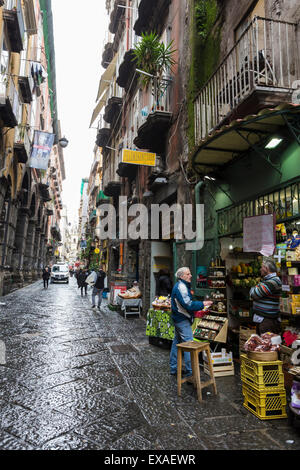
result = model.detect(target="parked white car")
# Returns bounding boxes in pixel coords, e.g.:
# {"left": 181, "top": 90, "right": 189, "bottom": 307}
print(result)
{"left": 50, "top": 263, "right": 69, "bottom": 284}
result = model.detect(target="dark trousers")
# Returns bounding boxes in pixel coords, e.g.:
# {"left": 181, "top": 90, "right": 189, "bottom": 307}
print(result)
{"left": 43, "top": 279, "right": 49, "bottom": 288}
{"left": 256, "top": 317, "right": 281, "bottom": 335}
{"left": 81, "top": 286, "right": 87, "bottom": 296}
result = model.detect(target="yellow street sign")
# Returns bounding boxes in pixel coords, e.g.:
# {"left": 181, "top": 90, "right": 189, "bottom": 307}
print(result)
{"left": 122, "top": 149, "right": 156, "bottom": 167}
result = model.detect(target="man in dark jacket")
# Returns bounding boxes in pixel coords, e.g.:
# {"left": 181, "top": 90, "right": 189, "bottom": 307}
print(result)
{"left": 250, "top": 259, "right": 282, "bottom": 335}
{"left": 92, "top": 265, "right": 106, "bottom": 310}
{"left": 169, "top": 267, "right": 212, "bottom": 377}
{"left": 42, "top": 267, "right": 50, "bottom": 289}
{"left": 78, "top": 269, "right": 89, "bottom": 297}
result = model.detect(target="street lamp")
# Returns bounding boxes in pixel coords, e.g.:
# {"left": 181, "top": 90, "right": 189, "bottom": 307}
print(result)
{"left": 59, "top": 136, "right": 69, "bottom": 148}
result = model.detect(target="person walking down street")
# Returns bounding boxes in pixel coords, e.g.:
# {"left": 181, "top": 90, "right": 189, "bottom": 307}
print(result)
{"left": 156, "top": 269, "right": 173, "bottom": 296}
{"left": 250, "top": 259, "right": 282, "bottom": 335}
{"left": 169, "top": 267, "right": 213, "bottom": 378}
{"left": 92, "top": 265, "right": 106, "bottom": 310}
{"left": 78, "top": 269, "right": 89, "bottom": 297}
{"left": 42, "top": 267, "right": 50, "bottom": 289}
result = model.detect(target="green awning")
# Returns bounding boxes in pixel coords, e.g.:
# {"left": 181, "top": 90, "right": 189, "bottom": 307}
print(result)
{"left": 191, "top": 103, "right": 300, "bottom": 175}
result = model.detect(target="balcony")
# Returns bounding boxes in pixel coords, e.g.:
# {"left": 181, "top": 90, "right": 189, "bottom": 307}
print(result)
{"left": 96, "top": 190, "right": 110, "bottom": 207}
{"left": 103, "top": 181, "right": 121, "bottom": 198}
{"left": 18, "top": 74, "right": 34, "bottom": 104}
{"left": 134, "top": 107, "right": 172, "bottom": 154}
{"left": 0, "top": 76, "right": 21, "bottom": 128}
{"left": 51, "top": 224, "right": 61, "bottom": 242}
{"left": 38, "top": 183, "right": 51, "bottom": 203}
{"left": 14, "top": 126, "right": 31, "bottom": 164}
{"left": 194, "top": 16, "right": 299, "bottom": 144}
{"left": 109, "top": 0, "right": 125, "bottom": 35}
{"left": 116, "top": 162, "right": 138, "bottom": 179}
{"left": 89, "top": 209, "right": 97, "bottom": 223}
{"left": 116, "top": 49, "right": 137, "bottom": 91}
{"left": 3, "top": 0, "right": 25, "bottom": 53}
{"left": 103, "top": 96, "right": 122, "bottom": 125}
{"left": 95, "top": 116, "right": 111, "bottom": 148}
{"left": 96, "top": 128, "right": 111, "bottom": 148}
{"left": 102, "top": 42, "right": 114, "bottom": 69}
{"left": 134, "top": 0, "right": 171, "bottom": 37}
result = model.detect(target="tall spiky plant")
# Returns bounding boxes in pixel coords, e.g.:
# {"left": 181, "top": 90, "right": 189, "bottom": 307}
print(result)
{"left": 132, "top": 32, "right": 176, "bottom": 108}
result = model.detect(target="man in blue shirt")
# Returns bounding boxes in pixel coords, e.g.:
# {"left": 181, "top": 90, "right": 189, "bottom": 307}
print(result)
{"left": 169, "top": 267, "right": 212, "bottom": 377}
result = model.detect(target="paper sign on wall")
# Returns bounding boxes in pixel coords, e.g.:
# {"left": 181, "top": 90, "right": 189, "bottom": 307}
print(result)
{"left": 243, "top": 214, "right": 276, "bottom": 256}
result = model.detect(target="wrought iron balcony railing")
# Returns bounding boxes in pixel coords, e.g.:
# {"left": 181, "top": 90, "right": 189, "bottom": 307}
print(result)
{"left": 194, "top": 16, "right": 298, "bottom": 144}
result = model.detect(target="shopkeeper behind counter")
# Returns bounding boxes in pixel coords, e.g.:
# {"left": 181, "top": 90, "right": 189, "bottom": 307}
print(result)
{"left": 249, "top": 259, "right": 282, "bottom": 335}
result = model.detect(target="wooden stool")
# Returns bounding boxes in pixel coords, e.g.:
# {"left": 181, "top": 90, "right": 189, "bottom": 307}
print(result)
{"left": 176, "top": 340, "right": 217, "bottom": 402}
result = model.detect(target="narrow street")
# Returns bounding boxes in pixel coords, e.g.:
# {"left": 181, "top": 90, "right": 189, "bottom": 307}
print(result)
{"left": 0, "top": 278, "right": 298, "bottom": 451}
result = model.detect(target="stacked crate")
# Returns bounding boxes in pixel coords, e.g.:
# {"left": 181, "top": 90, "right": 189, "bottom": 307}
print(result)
{"left": 240, "top": 354, "right": 287, "bottom": 420}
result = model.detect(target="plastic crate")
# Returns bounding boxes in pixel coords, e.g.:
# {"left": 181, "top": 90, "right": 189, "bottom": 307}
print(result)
{"left": 242, "top": 384, "right": 287, "bottom": 420}
{"left": 240, "top": 354, "right": 284, "bottom": 390}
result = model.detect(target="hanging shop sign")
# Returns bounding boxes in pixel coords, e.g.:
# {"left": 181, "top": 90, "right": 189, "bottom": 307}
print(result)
{"left": 29, "top": 131, "right": 55, "bottom": 170}
{"left": 122, "top": 149, "right": 156, "bottom": 167}
{"left": 243, "top": 213, "right": 276, "bottom": 256}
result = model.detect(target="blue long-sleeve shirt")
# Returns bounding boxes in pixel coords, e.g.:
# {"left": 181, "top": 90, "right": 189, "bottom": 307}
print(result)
{"left": 171, "top": 279, "right": 204, "bottom": 324}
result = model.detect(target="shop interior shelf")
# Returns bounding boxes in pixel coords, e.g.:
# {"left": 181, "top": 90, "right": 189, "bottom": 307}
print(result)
{"left": 280, "top": 311, "right": 300, "bottom": 317}
{"left": 228, "top": 252, "right": 258, "bottom": 258}
{"left": 209, "top": 310, "right": 227, "bottom": 315}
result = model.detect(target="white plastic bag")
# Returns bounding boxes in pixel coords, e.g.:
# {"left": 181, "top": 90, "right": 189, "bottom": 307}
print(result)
{"left": 85, "top": 271, "right": 97, "bottom": 286}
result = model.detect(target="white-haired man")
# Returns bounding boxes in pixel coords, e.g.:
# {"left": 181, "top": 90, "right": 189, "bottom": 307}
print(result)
{"left": 169, "top": 267, "right": 212, "bottom": 377}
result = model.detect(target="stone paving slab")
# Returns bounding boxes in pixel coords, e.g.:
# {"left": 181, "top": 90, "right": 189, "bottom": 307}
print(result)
{"left": 0, "top": 278, "right": 299, "bottom": 451}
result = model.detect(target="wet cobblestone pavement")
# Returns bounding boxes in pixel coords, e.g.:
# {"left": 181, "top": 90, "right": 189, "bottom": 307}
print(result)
{"left": 0, "top": 278, "right": 299, "bottom": 451}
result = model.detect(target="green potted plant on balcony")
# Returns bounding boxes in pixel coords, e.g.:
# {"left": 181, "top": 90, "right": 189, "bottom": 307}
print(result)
{"left": 132, "top": 32, "right": 176, "bottom": 111}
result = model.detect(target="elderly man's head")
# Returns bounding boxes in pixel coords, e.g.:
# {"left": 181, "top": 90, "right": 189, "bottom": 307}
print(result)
{"left": 176, "top": 267, "right": 192, "bottom": 283}
{"left": 261, "top": 259, "right": 277, "bottom": 277}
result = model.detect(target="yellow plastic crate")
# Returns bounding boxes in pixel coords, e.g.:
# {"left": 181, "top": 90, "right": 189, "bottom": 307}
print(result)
{"left": 242, "top": 384, "right": 287, "bottom": 420}
{"left": 240, "top": 354, "right": 284, "bottom": 390}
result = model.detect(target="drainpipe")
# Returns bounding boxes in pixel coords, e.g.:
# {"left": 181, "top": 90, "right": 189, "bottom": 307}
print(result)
{"left": 192, "top": 180, "right": 205, "bottom": 292}
{"left": 173, "top": 180, "right": 204, "bottom": 291}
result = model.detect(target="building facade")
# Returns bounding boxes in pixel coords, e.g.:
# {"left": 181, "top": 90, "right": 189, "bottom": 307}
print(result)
{"left": 87, "top": 0, "right": 300, "bottom": 315}
{"left": 0, "top": 0, "right": 65, "bottom": 296}
{"left": 91, "top": 0, "right": 192, "bottom": 311}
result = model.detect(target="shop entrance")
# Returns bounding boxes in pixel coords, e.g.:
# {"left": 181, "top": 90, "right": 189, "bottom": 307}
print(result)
{"left": 150, "top": 241, "right": 173, "bottom": 302}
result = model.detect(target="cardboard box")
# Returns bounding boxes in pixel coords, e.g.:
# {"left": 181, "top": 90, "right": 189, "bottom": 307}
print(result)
{"left": 291, "top": 302, "right": 300, "bottom": 315}
{"left": 280, "top": 297, "right": 291, "bottom": 313}
{"left": 239, "top": 326, "right": 256, "bottom": 353}
{"left": 290, "top": 294, "right": 300, "bottom": 302}
{"left": 286, "top": 251, "right": 297, "bottom": 261}
{"left": 288, "top": 268, "right": 298, "bottom": 276}
{"left": 203, "top": 348, "right": 233, "bottom": 365}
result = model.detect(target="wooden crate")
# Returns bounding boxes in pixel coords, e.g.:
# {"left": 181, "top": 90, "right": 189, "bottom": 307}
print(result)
{"left": 203, "top": 349, "right": 235, "bottom": 377}
{"left": 204, "top": 363, "right": 235, "bottom": 377}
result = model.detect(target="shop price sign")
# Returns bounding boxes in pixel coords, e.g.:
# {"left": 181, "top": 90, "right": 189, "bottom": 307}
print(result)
{"left": 243, "top": 214, "right": 276, "bottom": 256}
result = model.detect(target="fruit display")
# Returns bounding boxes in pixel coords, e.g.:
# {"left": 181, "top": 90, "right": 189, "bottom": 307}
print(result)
{"left": 231, "top": 260, "right": 261, "bottom": 276}
{"left": 152, "top": 296, "right": 171, "bottom": 310}
{"left": 231, "top": 277, "right": 261, "bottom": 288}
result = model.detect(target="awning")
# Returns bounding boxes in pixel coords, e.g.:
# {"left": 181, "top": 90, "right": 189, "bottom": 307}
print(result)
{"left": 90, "top": 89, "right": 108, "bottom": 127}
{"left": 90, "top": 54, "right": 118, "bottom": 127}
{"left": 191, "top": 103, "right": 300, "bottom": 175}
{"left": 96, "top": 54, "right": 117, "bottom": 102}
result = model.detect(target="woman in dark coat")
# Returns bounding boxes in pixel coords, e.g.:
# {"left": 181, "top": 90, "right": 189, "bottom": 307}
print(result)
{"left": 156, "top": 269, "right": 173, "bottom": 296}
{"left": 42, "top": 267, "right": 50, "bottom": 289}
